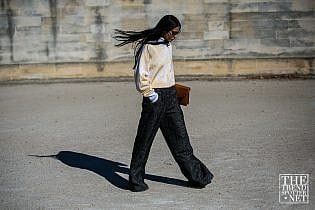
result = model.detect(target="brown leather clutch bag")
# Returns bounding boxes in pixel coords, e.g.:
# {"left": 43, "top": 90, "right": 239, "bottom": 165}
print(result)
{"left": 175, "top": 83, "right": 191, "bottom": 106}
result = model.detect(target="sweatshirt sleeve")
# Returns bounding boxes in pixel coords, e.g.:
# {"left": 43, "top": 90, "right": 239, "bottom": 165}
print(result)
{"left": 134, "top": 44, "right": 155, "bottom": 97}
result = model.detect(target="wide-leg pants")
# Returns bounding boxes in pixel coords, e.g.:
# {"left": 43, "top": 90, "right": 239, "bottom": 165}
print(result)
{"left": 129, "top": 86, "right": 213, "bottom": 189}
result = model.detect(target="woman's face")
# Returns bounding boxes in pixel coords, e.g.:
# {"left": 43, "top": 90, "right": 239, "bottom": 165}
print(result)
{"left": 163, "top": 26, "right": 181, "bottom": 42}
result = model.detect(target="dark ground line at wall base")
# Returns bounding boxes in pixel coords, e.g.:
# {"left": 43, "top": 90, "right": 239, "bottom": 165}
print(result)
{"left": 0, "top": 74, "right": 314, "bottom": 86}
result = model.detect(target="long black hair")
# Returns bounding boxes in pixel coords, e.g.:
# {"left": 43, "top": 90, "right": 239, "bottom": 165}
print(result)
{"left": 113, "top": 15, "right": 181, "bottom": 68}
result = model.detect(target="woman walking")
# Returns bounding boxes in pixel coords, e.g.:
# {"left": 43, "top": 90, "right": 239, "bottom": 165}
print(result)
{"left": 114, "top": 15, "right": 213, "bottom": 192}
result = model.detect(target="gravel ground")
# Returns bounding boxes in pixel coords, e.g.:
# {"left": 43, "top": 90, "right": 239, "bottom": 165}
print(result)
{"left": 0, "top": 80, "right": 314, "bottom": 210}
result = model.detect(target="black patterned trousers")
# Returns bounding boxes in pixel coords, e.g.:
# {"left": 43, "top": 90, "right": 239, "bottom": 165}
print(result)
{"left": 129, "top": 86, "right": 213, "bottom": 191}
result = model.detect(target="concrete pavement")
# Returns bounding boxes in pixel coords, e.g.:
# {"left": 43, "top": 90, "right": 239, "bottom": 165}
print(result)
{"left": 0, "top": 80, "right": 314, "bottom": 209}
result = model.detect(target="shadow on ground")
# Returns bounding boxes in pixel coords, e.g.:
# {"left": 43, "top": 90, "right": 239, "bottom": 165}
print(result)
{"left": 30, "top": 151, "right": 189, "bottom": 190}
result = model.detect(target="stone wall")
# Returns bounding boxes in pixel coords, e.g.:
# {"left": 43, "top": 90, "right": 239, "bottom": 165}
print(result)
{"left": 0, "top": 0, "right": 314, "bottom": 80}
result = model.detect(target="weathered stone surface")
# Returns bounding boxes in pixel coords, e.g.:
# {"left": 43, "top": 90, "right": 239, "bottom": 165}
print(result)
{"left": 0, "top": 16, "right": 8, "bottom": 29}
{"left": 291, "top": 0, "right": 315, "bottom": 11}
{"left": 277, "top": 28, "right": 314, "bottom": 39}
{"left": 290, "top": 39, "right": 315, "bottom": 47}
{"left": 261, "top": 39, "right": 290, "bottom": 47}
{"left": 204, "top": 3, "right": 230, "bottom": 14}
{"left": 231, "top": 2, "right": 259, "bottom": 13}
{"left": 0, "top": 58, "right": 313, "bottom": 80}
{"left": 224, "top": 39, "right": 260, "bottom": 50}
{"left": 209, "top": 21, "right": 228, "bottom": 31}
{"left": 175, "top": 40, "right": 208, "bottom": 49}
{"left": 85, "top": 0, "right": 110, "bottom": 7}
{"left": 257, "top": 1, "right": 291, "bottom": 12}
{"left": 230, "top": 11, "right": 314, "bottom": 21}
{"left": 120, "top": 17, "right": 148, "bottom": 31}
{"left": 0, "top": 0, "right": 314, "bottom": 79}
{"left": 208, "top": 39, "right": 224, "bottom": 50}
{"left": 13, "top": 16, "right": 41, "bottom": 27}
{"left": 179, "top": 32, "right": 204, "bottom": 40}
{"left": 204, "top": 31, "right": 229, "bottom": 40}
{"left": 232, "top": 29, "right": 275, "bottom": 39}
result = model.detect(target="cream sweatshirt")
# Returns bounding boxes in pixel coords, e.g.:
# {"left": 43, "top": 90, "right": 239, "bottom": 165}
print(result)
{"left": 134, "top": 38, "right": 175, "bottom": 97}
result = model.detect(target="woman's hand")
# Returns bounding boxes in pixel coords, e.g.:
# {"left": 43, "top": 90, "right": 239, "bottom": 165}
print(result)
{"left": 148, "top": 92, "right": 159, "bottom": 103}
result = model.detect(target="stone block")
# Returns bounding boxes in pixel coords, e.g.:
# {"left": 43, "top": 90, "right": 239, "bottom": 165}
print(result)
{"left": 204, "top": 0, "right": 229, "bottom": 3}
{"left": 145, "top": 1, "right": 173, "bottom": 14}
{"left": 178, "top": 32, "right": 204, "bottom": 40}
{"left": 56, "top": 34, "right": 81, "bottom": 42}
{"left": 232, "top": 20, "right": 289, "bottom": 33}
{"left": 231, "top": 2, "right": 259, "bottom": 13}
{"left": 120, "top": 17, "right": 148, "bottom": 31}
{"left": 13, "top": 16, "right": 41, "bottom": 27}
{"left": 231, "top": 21, "right": 253, "bottom": 32}
{"left": 183, "top": 14, "right": 205, "bottom": 21}
{"left": 261, "top": 39, "right": 290, "bottom": 47}
{"left": 15, "top": 26, "right": 41, "bottom": 38}
{"left": 282, "top": 11, "right": 314, "bottom": 20}
{"left": 287, "top": 58, "right": 312, "bottom": 73}
{"left": 172, "top": 48, "right": 203, "bottom": 59}
{"left": 230, "top": 30, "right": 251, "bottom": 39}
{"left": 61, "top": 24, "right": 89, "bottom": 33}
{"left": 254, "top": 29, "right": 276, "bottom": 39}
{"left": 256, "top": 59, "right": 289, "bottom": 72}
{"left": 255, "top": 20, "right": 289, "bottom": 29}
{"left": 59, "top": 1, "right": 84, "bottom": 16}
{"left": 0, "top": 43, "right": 9, "bottom": 53}
{"left": 239, "top": 29, "right": 275, "bottom": 39}
{"left": 0, "top": 16, "right": 8, "bottom": 29}
{"left": 175, "top": 40, "right": 208, "bottom": 49}
{"left": 85, "top": 33, "right": 111, "bottom": 43}
{"left": 294, "top": 20, "right": 315, "bottom": 32}
{"left": 90, "top": 23, "right": 106, "bottom": 34}
{"left": 0, "top": 53, "right": 11, "bottom": 64}
{"left": 258, "top": 2, "right": 291, "bottom": 12}
{"left": 291, "top": 0, "right": 315, "bottom": 11}
{"left": 231, "top": 59, "right": 257, "bottom": 75}
{"left": 231, "top": 12, "right": 314, "bottom": 22}
{"left": 55, "top": 42, "right": 88, "bottom": 52}
{"left": 288, "top": 20, "right": 300, "bottom": 29}
{"left": 182, "top": 3, "right": 204, "bottom": 14}
{"left": 85, "top": 0, "right": 110, "bottom": 7}
{"left": 121, "top": 3, "right": 145, "bottom": 12}
{"left": 277, "top": 28, "right": 314, "bottom": 39}
{"left": 41, "top": 17, "right": 61, "bottom": 33}
{"left": 174, "top": 60, "right": 209, "bottom": 75}
{"left": 182, "top": 21, "right": 208, "bottom": 32}
{"left": 224, "top": 39, "right": 260, "bottom": 50}
{"left": 208, "top": 21, "right": 226, "bottom": 31}
{"left": 208, "top": 39, "right": 224, "bottom": 49}
{"left": 56, "top": 51, "right": 91, "bottom": 62}
{"left": 204, "top": 31, "right": 229, "bottom": 40}
{"left": 61, "top": 15, "right": 85, "bottom": 26}
{"left": 205, "top": 13, "right": 230, "bottom": 21}
{"left": 0, "top": 37, "right": 11, "bottom": 48}
{"left": 13, "top": 50, "right": 39, "bottom": 63}
{"left": 290, "top": 39, "right": 314, "bottom": 47}
{"left": 0, "top": 28, "right": 8, "bottom": 35}
{"left": 204, "top": 3, "right": 230, "bottom": 14}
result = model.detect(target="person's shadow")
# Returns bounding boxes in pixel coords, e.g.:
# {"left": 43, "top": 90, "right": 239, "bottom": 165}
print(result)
{"left": 30, "top": 151, "right": 189, "bottom": 190}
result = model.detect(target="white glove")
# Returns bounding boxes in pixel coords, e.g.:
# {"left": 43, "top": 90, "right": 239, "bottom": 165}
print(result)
{"left": 148, "top": 92, "right": 159, "bottom": 103}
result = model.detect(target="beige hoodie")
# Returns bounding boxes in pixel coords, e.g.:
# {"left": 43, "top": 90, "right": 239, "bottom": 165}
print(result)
{"left": 134, "top": 38, "right": 175, "bottom": 97}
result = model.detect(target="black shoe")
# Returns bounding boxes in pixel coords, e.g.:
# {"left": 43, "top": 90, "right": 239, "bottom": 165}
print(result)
{"left": 187, "top": 180, "right": 206, "bottom": 189}
{"left": 187, "top": 174, "right": 214, "bottom": 189}
{"left": 128, "top": 182, "right": 149, "bottom": 192}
